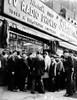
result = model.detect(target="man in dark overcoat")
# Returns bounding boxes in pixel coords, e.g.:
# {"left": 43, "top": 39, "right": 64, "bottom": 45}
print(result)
{"left": 63, "top": 50, "right": 74, "bottom": 96}
{"left": 19, "top": 53, "right": 29, "bottom": 91}
{"left": 7, "top": 51, "right": 17, "bottom": 91}
{"left": 31, "top": 52, "right": 45, "bottom": 94}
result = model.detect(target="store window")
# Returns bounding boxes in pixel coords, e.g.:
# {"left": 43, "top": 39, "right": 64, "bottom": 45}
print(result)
{"left": 7, "top": 31, "right": 43, "bottom": 55}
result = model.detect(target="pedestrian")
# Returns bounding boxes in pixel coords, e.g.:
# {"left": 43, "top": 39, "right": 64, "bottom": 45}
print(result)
{"left": 55, "top": 57, "right": 64, "bottom": 91}
{"left": 0, "top": 51, "right": 8, "bottom": 85}
{"left": 14, "top": 51, "right": 21, "bottom": 91}
{"left": 7, "top": 50, "right": 17, "bottom": 91}
{"left": 69, "top": 51, "right": 76, "bottom": 93}
{"left": 63, "top": 50, "right": 74, "bottom": 96}
{"left": 31, "top": 51, "right": 45, "bottom": 94}
{"left": 19, "top": 53, "right": 29, "bottom": 91}
{"left": 43, "top": 51, "right": 51, "bottom": 90}
{"left": 60, "top": 55, "right": 66, "bottom": 89}
{"left": 27, "top": 53, "right": 33, "bottom": 90}
{"left": 44, "top": 51, "right": 51, "bottom": 71}
{"left": 48, "top": 57, "right": 57, "bottom": 92}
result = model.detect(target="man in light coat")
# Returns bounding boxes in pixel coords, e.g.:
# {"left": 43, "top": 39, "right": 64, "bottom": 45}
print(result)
{"left": 44, "top": 51, "right": 51, "bottom": 71}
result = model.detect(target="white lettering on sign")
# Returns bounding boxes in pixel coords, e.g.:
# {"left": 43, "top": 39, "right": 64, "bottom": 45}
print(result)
{"left": 4, "top": 0, "right": 77, "bottom": 45}
{"left": 59, "top": 19, "right": 71, "bottom": 35}
{"left": 30, "top": 0, "right": 44, "bottom": 13}
{"left": 8, "top": 0, "right": 11, "bottom": 4}
{"left": 21, "top": 1, "right": 39, "bottom": 19}
{"left": 41, "top": 14, "right": 57, "bottom": 29}
{"left": 8, "top": 0, "right": 18, "bottom": 7}
{"left": 59, "top": 18, "right": 77, "bottom": 39}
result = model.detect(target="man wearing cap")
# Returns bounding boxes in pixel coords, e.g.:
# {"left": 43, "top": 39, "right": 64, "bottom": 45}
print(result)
{"left": 63, "top": 50, "right": 74, "bottom": 96}
{"left": 44, "top": 51, "right": 51, "bottom": 71}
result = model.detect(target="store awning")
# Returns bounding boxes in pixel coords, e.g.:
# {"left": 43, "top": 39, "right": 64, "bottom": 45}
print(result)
{"left": 59, "top": 41, "right": 77, "bottom": 51}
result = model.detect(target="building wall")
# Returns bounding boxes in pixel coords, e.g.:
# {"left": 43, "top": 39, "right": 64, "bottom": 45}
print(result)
{"left": 53, "top": 0, "right": 74, "bottom": 19}
{"left": 1, "top": 0, "right": 77, "bottom": 53}
{"left": 41, "top": 0, "right": 77, "bottom": 21}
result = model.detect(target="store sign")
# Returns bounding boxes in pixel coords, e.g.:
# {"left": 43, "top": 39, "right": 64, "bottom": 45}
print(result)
{"left": 4, "top": 0, "right": 77, "bottom": 45}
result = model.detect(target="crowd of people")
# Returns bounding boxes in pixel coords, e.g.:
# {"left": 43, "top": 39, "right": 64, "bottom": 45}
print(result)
{"left": 0, "top": 49, "right": 77, "bottom": 96}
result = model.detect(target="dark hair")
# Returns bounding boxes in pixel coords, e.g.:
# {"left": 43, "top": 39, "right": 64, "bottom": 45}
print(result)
{"left": 63, "top": 49, "right": 69, "bottom": 54}
{"left": 61, "top": 55, "right": 64, "bottom": 59}
{"left": 13, "top": 50, "right": 17, "bottom": 53}
{"left": 17, "top": 51, "right": 20, "bottom": 55}
{"left": 22, "top": 53, "right": 26, "bottom": 55}
{"left": 44, "top": 51, "right": 48, "bottom": 55}
{"left": 28, "top": 52, "right": 32, "bottom": 56}
{"left": 2, "top": 51, "right": 5, "bottom": 55}
{"left": 9, "top": 51, "right": 12, "bottom": 55}
{"left": 36, "top": 51, "right": 40, "bottom": 54}
{"left": 69, "top": 50, "right": 73, "bottom": 53}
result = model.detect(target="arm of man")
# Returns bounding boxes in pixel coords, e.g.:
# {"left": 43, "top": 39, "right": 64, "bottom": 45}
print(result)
{"left": 68, "top": 56, "right": 74, "bottom": 71}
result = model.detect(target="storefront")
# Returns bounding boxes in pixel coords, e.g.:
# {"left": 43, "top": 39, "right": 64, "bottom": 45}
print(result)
{"left": 1, "top": 17, "right": 53, "bottom": 54}
{"left": 0, "top": 0, "right": 77, "bottom": 55}
{"left": 9, "top": 31, "right": 43, "bottom": 54}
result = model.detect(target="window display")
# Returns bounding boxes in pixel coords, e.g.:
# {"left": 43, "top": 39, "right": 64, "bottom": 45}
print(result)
{"left": 7, "top": 31, "right": 44, "bottom": 55}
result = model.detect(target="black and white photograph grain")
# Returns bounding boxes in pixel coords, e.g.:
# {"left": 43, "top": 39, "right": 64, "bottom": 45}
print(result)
{"left": 0, "top": 0, "right": 77, "bottom": 100}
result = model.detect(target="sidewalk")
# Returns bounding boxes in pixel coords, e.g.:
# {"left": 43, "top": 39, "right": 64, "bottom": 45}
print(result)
{"left": 0, "top": 86, "right": 77, "bottom": 100}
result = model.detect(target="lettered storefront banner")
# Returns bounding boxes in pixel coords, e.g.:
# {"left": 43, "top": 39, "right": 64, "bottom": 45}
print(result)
{"left": 4, "top": 0, "right": 77, "bottom": 45}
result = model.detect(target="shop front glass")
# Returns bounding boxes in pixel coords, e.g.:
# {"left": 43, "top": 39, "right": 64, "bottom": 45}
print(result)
{"left": 6, "top": 31, "right": 44, "bottom": 55}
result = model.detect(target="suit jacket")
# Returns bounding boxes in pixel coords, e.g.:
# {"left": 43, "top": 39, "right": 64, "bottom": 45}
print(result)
{"left": 73, "top": 57, "right": 77, "bottom": 73}
{"left": 32, "top": 57, "right": 45, "bottom": 76}
{"left": 7, "top": 56, "right": 16, "bottom": 75}
{"left": 64, "top": 56, "right": 73, "bottom": 71}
